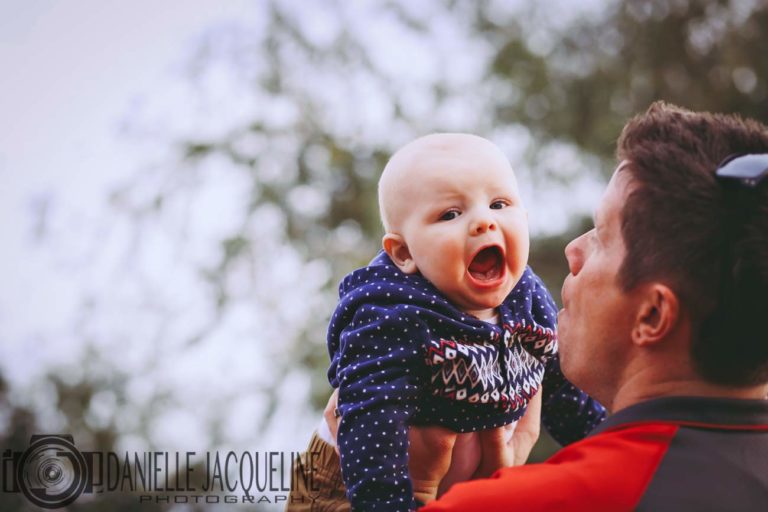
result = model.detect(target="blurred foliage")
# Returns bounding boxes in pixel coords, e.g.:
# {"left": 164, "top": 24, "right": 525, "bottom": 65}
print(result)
{"left": 485, "top": 0, "right": 768, "bottom": 158}
{"left": 4, "top": 0, "right": 768, "bottom": 509}
{"left": 0, "top": 364, "right": 178, "bottom": 512}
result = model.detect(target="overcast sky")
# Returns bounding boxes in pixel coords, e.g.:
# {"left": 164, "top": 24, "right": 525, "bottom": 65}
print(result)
{"left": 0, "top": 0, "right": 256, "bottom": 353}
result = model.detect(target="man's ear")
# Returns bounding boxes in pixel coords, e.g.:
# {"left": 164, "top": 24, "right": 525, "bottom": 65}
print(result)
{"left": 632, "top": 283, "right": 680, "bottom": 347}
{"left": 382, "top": 233, "right": 418, "bottom": 274}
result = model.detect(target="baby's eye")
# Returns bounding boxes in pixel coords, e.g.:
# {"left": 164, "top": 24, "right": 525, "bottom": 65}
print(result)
{"left": 439, "top": 210, "right": 460, "bottom": 221}
{"left": 490, "top": 200, "right": 508, "bottom": 210}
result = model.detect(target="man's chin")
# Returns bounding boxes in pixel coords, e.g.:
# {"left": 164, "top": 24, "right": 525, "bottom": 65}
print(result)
{"left": 558, "top": 358, "right": 580, "bottom": 389}
{"left": 557, "top": 308, "right": 566, "bottom": 325}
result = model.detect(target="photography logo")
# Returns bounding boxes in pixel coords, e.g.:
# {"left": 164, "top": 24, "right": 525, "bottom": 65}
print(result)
{"left": 7, "top": 434, "right": 88, "bottom": 509}
{"left": 4, "top": 435, "right": 321, "bottom": 509}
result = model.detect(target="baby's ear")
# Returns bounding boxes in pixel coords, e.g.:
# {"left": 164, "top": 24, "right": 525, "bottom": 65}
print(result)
{"left": 382, "top": 233, "right": 418, "bottom": 274}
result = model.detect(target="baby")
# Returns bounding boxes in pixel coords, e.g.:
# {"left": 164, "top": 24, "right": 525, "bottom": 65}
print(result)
{"left": 289, "top": 134, "right": 604, "bottom": 512}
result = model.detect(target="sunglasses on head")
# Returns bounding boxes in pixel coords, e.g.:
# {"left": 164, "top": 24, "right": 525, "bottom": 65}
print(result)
{"left": 715, "top": 154, "right": 768, "bottom": 187}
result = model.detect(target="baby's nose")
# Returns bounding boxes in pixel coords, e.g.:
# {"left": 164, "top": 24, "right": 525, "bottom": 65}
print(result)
{"left": 471, "top": 218, "right": 497, "bottom": 235}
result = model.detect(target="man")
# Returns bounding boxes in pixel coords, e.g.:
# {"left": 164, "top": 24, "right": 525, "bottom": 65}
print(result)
{"left": 421, "top": 102, "right": 768, "bottom": 511}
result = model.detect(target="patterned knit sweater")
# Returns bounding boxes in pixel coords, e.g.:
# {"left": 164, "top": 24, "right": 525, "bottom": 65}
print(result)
{"left": 327, "top": 251, "right": 605, "bottom": 512}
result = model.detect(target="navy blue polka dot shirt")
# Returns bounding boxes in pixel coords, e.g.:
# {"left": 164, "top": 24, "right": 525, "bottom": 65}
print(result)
{"left": 327, "top": 251, "right": 605, "bottom": 511}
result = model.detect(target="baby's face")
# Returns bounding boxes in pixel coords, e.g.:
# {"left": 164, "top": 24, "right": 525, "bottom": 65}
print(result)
{"left": 382, "top": 134, "right": 529, "bottom": 320}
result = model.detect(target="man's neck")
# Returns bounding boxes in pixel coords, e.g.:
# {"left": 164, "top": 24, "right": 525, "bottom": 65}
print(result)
{"left": 608, "top": 360, "right": 768, "bottom": 414}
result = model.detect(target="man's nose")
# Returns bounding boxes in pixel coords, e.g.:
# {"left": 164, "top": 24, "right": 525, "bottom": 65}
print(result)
{"left": 564, "top": 232, "right": 588, "bottom": 275}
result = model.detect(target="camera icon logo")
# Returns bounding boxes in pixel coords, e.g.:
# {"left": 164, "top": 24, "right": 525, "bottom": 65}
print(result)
{"left": 16, "top": 434, "right": 88, "bottom": 509}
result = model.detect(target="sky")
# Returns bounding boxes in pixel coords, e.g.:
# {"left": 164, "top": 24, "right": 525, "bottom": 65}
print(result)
{"left": 0, "top": 0, "right": 253, "bottom": 357}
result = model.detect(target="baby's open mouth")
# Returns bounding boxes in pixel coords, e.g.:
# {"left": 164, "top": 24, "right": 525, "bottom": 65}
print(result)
{"left": 468, "top": 246, "right": 504, "bottom": 281}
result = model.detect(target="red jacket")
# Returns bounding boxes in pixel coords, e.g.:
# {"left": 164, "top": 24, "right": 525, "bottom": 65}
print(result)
{"left": 421, "top": 396, "right": 768, "bottom": 512}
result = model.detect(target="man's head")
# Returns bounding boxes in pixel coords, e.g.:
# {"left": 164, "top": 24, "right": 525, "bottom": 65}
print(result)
{"left": 559, "top": 102, "right": 768, "bottom": 409}
{"left": 379, "top": 133, "right": 529, "bottom": 320}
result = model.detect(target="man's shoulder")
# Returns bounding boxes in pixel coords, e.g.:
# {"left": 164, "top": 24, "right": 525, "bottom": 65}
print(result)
{"left": 423, "top": 422, "right": 679, "bottom": 512}
{"left": 512, "top": 423, "right": 679, "bottom": 508}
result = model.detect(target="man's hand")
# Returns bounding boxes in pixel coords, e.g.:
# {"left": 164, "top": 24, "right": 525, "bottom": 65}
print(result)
{"left": 322, "top": 386, "right": 542, "bottom": 502}
{"left": 473, "top": 387, "right": 542, "bottom": 478}
{"left": 510, "top": 386, "right": 542, "bottom": 466}
{"left": 323, "top": 388, "right": 341, "bottom": 455}
{"left": 408, "top": 425, "right": 457, "bottom": 505}
{"left": 323, "top": 390, "right": 456, "bottom": 504}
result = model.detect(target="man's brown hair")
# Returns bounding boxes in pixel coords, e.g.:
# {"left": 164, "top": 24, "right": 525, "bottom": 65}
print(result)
{"left": 616, "top": 101, "right": 768, "bottom": 386}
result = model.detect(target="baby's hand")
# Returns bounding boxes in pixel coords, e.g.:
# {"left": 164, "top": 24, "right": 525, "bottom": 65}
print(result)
{"left": 408, "top": 425, "right": 457, "bottom": 505}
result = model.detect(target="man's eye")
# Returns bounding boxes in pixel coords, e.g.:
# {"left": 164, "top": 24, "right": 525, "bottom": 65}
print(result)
{"left": 490, "top": 201, "right": 507, "bottom": 210}
{"left": 439, "top": 211, "right": 460, "bottom": 221}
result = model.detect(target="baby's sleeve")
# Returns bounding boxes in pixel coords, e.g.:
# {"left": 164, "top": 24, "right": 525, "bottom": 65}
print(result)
{"left": 334, "top": 304, "right": 427, "bottom": 512}
{"left": 541, "top": 355, "right": 606, "bottom": 445}
{"left": 528, "top": 272, "right": 607, "bottom": 445}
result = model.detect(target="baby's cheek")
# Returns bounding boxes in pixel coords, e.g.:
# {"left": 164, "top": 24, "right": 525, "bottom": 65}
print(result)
{"left": 509, "top": 237, "right": 530, "bottom": 274}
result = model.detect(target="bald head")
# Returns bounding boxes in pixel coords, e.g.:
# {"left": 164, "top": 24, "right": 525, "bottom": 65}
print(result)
{"left": 378, "top": 133, "right": 516, "bottom": 232}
